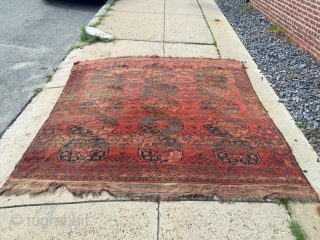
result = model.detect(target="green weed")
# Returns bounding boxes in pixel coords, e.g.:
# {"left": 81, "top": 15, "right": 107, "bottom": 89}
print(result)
{"left": 289, "top": 221, "right": 307, "bottom": 240}
{"left": 45, "top": 75, "right": 53, "bottom": 83}
{"left": 102, "top": 37, "right": 116, "bottom": 43}
{"left": 196, "top": 0, "right": 219, "bottom": 55}
{"left": 276, "top": 198, "right": 292, "bottom": 217}
{"left": 33, "top": 88, "right": 43, "bottom": 95}
{"left": 243, "top": 3, "right": 258, "bottom": 14}
{"left": 268, "top": 24, "right": 284, "bottom": 35}
{"left": 68, "top": 43, "right": 85, "bottom": 52}
{"left": 80, "top": 24, "right": 89, "bottom": 42}
{"left": 89, "top": 21, "right": 101, "bottom": 28}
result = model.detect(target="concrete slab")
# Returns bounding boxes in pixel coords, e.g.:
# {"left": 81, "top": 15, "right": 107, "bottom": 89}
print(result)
{"left": 166, "top": 0, "right": 202, "bottom": 16}
{"left": 98, "top": 11, "right": 164, "bottom": 41}
{"left": 159, "top": 201, "right": 293, "bottom": 239}
{"left": 165, "top": 14, "right": 212, "bottom": 44}
{"left": 199, "top": 0, "right": 320, "bottom": 197}
{"left": 45, "top": 40, "right": 163, "bottom": 88}
{"left": 0, "top": 202, "right": 158, "bottom": 239}
{"left": 164, "top": 43, "right": 219, "bottom": 58}
{"left": 112, "top": 0, "right": 164, "bottom": 14}
{"left": 291, "top": 202, "right": 320, "bottom": 239}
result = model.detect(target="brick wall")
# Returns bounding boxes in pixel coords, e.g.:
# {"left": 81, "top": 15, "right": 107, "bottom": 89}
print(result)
{"left": 250, "top": 0, "right": 320, "bottom": 63}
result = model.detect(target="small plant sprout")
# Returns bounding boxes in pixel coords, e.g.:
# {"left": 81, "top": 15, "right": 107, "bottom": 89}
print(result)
{"left": 33, "top": 88, "right": 43, "bottom": 95}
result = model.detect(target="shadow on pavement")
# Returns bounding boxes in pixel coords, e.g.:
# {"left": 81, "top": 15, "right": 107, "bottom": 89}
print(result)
{"left": 43, "top": 0, "right": 106, "bottom": 10}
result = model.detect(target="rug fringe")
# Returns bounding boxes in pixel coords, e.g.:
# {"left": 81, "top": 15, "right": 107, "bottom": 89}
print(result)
{"left": 0, "top": 179, "right": 318, "bottom": 203}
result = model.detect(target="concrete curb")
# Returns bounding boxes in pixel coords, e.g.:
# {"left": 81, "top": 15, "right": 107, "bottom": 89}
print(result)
{"left": 85, "top": 0, "right": 115, "bottom": 40}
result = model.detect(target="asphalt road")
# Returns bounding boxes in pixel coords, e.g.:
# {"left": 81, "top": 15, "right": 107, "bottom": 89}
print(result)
{"left": 0, "top": 0, "right": 105, "bottom": 137}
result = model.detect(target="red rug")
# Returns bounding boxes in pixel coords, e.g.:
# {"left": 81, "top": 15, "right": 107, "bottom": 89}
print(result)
{"left": 1, "top": 58, "right": 318, "bottom": 201}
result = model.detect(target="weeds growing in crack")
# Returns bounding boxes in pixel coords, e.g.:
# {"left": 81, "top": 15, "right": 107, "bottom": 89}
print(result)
{"left": 45, "top": 75, "right": 53, "bottom": 83}
{"left": 289, "top": 221, "right": 307, "bottom": 240}
{"left": 69, "top": 43, "right": 85, "bottom": 52}
{"left": 196, "top": 0, "right": 220, "bottom": 57}
{"left": 33, "top": 88, "right": 43, "bottom": 95}
{"left": 45, "top": 67, "right": 59, "bottom": 83}
{"left": 276, "top": 199, "right": 308, "bottom": 240}
{"left": 276, "top": 198, "right": 292, "bottom": 216}
{"left": 102, "top": 38, "right": 116, "bottom": 43}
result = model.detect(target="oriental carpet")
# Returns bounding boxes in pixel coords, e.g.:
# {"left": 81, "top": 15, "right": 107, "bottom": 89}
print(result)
{"left": 1, "top": 58, "right": 318, "bottom": 201}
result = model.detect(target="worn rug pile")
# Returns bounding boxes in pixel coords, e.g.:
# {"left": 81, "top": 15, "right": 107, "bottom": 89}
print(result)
{"left": 1, "top": 58, "right": 318, "bottom": 201}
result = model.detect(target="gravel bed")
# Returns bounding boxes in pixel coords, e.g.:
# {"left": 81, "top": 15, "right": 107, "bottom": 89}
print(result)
{"left": 216, "top": 0, "right": 320, "bottom": 156}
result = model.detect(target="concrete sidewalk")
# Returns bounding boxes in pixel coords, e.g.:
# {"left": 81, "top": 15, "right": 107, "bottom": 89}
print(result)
{"left": 0, "top": 0, "right": 319, "bottom": 239}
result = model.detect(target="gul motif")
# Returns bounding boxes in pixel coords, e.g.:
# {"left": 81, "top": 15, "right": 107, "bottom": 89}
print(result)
{"left": 212, "top": 139, "right": 261, "bottom": 166}
{"left": 86, "top": 85, "right": 124, "bottom": 98}
{"left": 92, "top": 72, "right": 125, "bottom": 85}
{"left": 138, "top": 116, "right": 183, "bottom": 135}
{"left": 138, "top": 136, "right": 183, "bottom": 164}
{"left": 197, "top": 84, "right": 231, "bottom": 96}
{"left": 58, "top": 138, "right": 109, "bottom": 163}
{"left": 141, "top": 98, "right": 181, "bottom": 113}
{"left": 200, "top": 98, "right": 240, "bottom": 115}
{"left": 141, "top": 84, "right": 179, "bottom": 97}
{"left": 78, "top": 99, "right": 123, "bottom": 114}
{"left": 194, "top": 72, "right": 228, "bottom": 84}
{"left": 143, "top": 69, "right": 176, "bottom": 84}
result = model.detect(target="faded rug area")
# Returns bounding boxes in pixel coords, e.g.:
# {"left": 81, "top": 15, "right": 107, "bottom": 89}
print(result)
{"left": 1, "top": 58, "right": 318, "bottom": 201}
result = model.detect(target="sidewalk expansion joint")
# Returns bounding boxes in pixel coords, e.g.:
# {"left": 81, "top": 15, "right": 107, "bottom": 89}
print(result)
{"left": 0, "top": 199, "right": 157, "bottom": 210}
{"left": 196, "top": 0, "right": 221, "bottom": 58}
{"left": 157, "top": 201, "right": 160, "bottom": 240}
{"left": 0, "top": 198, "right": 279, "bottom": 210}
{"left": 116, "top": 38, "right": 163, "bottom": 43}
{"left": 45, "top": 86, "right": 65, "bottom": 89}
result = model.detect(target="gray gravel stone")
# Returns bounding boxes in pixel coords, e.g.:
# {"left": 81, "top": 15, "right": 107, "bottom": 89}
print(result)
{"left": 217, "top": 0, "right": 320, "bottom": 155}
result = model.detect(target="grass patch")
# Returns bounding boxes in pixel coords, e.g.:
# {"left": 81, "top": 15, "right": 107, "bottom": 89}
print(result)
{"left": 69, "top": 43, "right": 85, "bottom": 52}
{"left": 68, "top": 24, "right": 99, "bottom": 51}
{"left": 276, "top": 198, "right": 292, "bottom": 217}
{"left": 80, "top": 24, "right": 90, "bottom": 42}
{"left": 106, "top": 0, "right": 119, "bottom": 11}
{"left": 102, "top": 37, "right": 116, "bottom": 43}
{"left": 80, "top": 24, "right": 98, "bottom": 44}
{"left": 276, "top": 199, "right": 308, "bottom": 240}
{"left": 98, "top": 14, "right": 107, "bottom": 22}
{"left": 289, "top": 221, "right": 307, "bottom": 240}
{"left": 45, "top": 75, "right": 53, "bottom": 83}
{"left": 295, "top": 121, "right": 320, "bottom": 136}
{"left": 243, "top": 3, "right": 258, "bottom": 14}
{"left": 267, "top": 24, "right": 284, "bottom": 35}
{"left": 86, "top": 36, "right": 98, "bottom": 44}
{"left": 33, "top": 88, "right": 43, "bottom": 95}
{"left": 89, "top": 21, "right": 101, "bottom": 28}
{"left": 69, "top": 27, "right": 116, "bottom": 52}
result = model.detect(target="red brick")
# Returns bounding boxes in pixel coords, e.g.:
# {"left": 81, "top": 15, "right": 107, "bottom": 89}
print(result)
{"left": 252, "top": 0, "right": 320, "bottom": 62}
